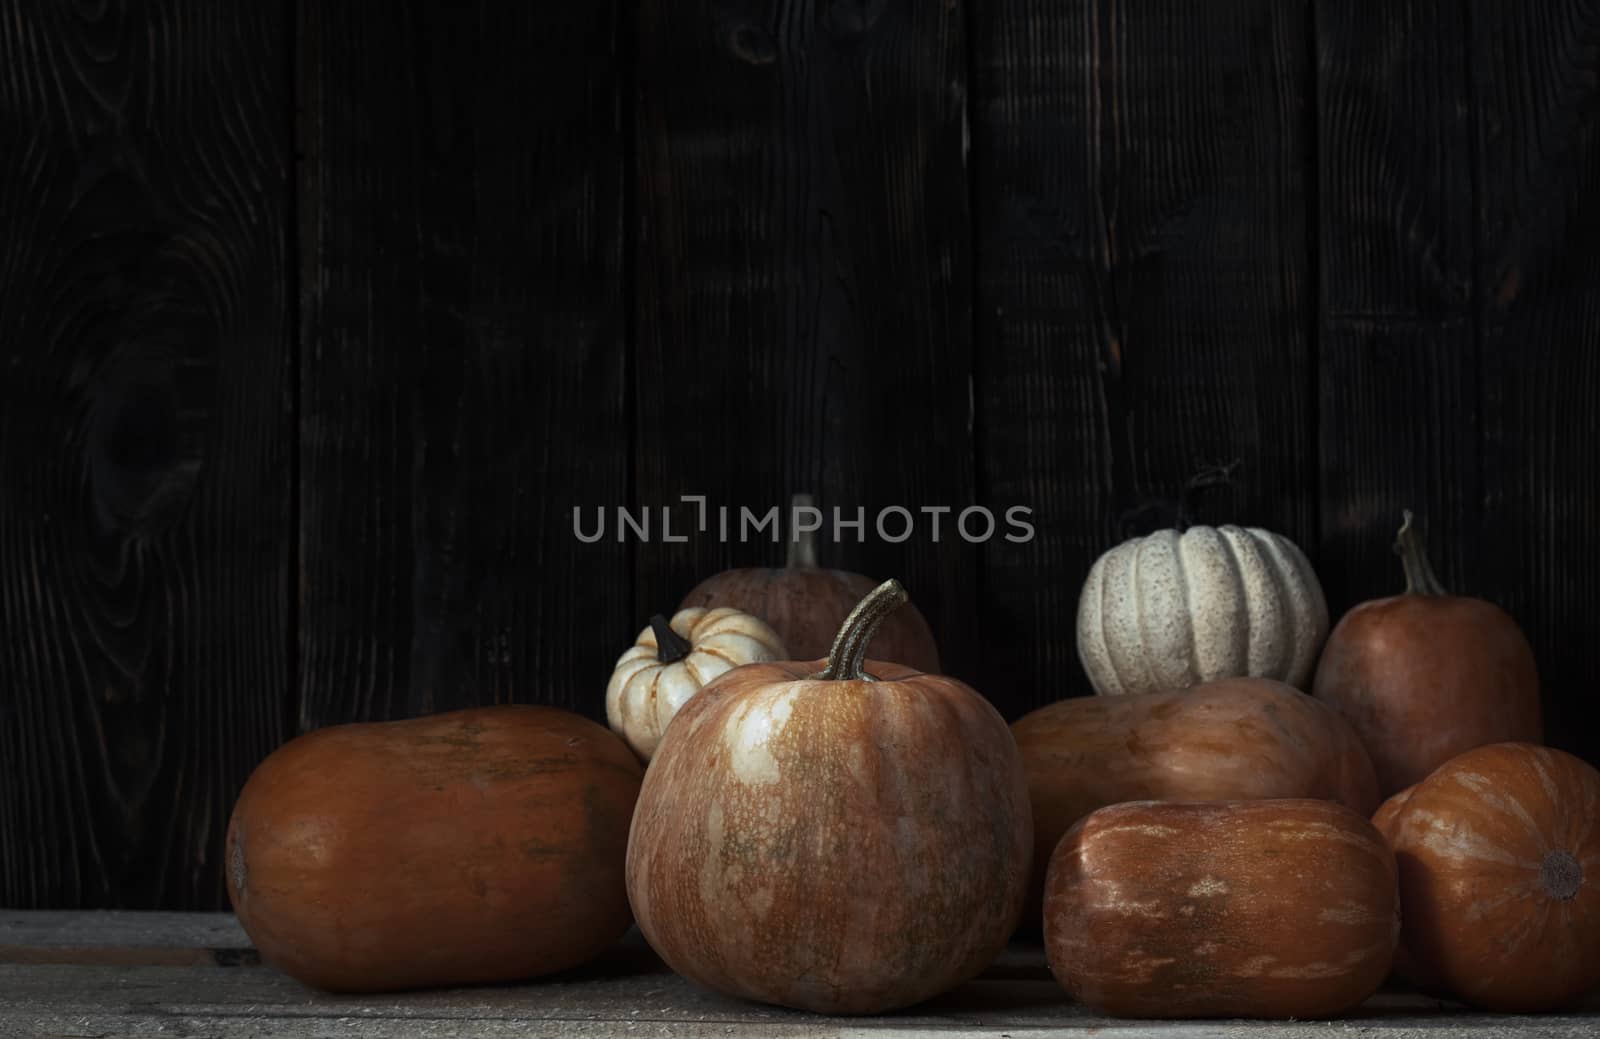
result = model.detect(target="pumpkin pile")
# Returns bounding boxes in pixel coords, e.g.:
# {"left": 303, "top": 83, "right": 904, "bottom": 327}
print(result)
{"left": 219, "top": 494, "right": 1593, "bottom": 1021}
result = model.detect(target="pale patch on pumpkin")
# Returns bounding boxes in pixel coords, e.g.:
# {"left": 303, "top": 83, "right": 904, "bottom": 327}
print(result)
{"left": 1267, "top": 961, "right": 1345, "bottom": 980}
{"left": 1187, "top": 876, "right": 1228, "bottom": 897}
{"left": 1236, "top": 954, "right": 1278, "bottom": 977}
{"left": 725, "top": 690, "right": 795, "bottom": 786}
{"left": 1088, "top": 824, "right": 1180, "bottom": 841}
{"left": 1304, "top": 939, "right": 1392, "bottom": 975}
{"left": 1102, "top": 898, "right": 1168, "bottom": 919}
{"left": 1463, "top": 880, "right": 1541, "bottom": 922}
{"left": 699, "top": 802, "right": 727, "bottom": 909}
{"left": 1411, "top": 813, "right": 1539, "bottom": 869}
{"left": 845, "top": 741, "right": 868, "bottom": 785}
{"left": 1194, "top": 941, "right": 1220, "bottom": 956}
{"left": 1451, "top": 771, "right": 1545, "bottom": 838}
{"left": 1319, "top": 901, "right": 1373, "bottom": 926}
{"left": 1115, "top": 953, "right": 1177, "bottom": 984}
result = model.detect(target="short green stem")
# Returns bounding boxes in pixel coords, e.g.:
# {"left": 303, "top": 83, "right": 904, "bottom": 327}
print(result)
{"left": 649, "top": 614, "right": 693, "bottom": 664}
{"left": 814, "top": 579, "right": 908, "bottom": 681}
{"left": 1394, "top": 510, "right": 1448, "bottom": 596}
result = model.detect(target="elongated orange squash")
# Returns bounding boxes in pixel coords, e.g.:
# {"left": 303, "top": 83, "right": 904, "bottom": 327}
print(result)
{"left": 226, "top": 706, "right": 642, "bottom": 992}
{"left": 1044, "top": 799, "right": 1398, "bottom": 1018}
{"left": 1012, "top": 677, "right": 1381, "bottom": 916}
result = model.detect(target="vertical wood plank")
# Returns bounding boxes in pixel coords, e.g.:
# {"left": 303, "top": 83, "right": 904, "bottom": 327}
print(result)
{"left": 632, "top": 1, "right": 978, "bottom": 680}
{"left": 1316, "top": 0, "right": 1479, "bottom": 616}
{"left": 973, "top": 0, "right": 1317, "bottom": 714}
{"left": 1471, "top": 0, "right": 1600, "bottom": 764}
{"left": 298, "top": 1, "right": 628, "bottom": 725}
{"left": 0, "top": 0, "right": 291, "bottom": 907}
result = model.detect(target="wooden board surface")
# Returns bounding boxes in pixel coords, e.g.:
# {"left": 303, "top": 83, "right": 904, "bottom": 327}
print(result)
{"left": 1, "top": 913, "right": 1597, "bottom": 1038}
{"left": 0, "top": 0, "right": 292, "bottom": 910}
{"left": 297, "top": 0, "right": 629, "bottom": 725}
{"left": 632, "top": 0, "right": 980, "bottom": 681}
{"left": 973, "top": 0, "right": 1318, "bottom": 712}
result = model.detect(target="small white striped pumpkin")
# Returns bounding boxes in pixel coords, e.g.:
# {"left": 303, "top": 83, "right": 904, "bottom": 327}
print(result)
{"left": 1076, "top": 525, "right": 1328, "bottom": 696}
{"left": 606, "top": 607, "right": 785, "bottom": 761}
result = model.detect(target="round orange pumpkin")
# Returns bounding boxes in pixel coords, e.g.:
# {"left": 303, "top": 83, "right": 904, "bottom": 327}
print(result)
{"left": 1374, "top": 742, "right": 1600, "bottom": 1011}
{"left": 1312, "top": 511, "right": 1541, "bottom": 794}
{"left": 679, "top": 494, "right": 940, "bottom": 671}
{"left": 227, "top": 706, "right": 642, "bottom": 991}
{"left": 626, "top": 580, "right": 1028, "bottom": 1014}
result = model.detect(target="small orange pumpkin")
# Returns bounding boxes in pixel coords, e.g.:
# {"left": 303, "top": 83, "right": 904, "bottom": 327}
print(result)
{"left": 679, "top": 494, "right": 940, "bottom": 670}
{"left": 1373, "top": 742, "right": 1600, "bottom": 1011}
{"left": 1313, "top": 512, "right": 1542, "bottom": 794}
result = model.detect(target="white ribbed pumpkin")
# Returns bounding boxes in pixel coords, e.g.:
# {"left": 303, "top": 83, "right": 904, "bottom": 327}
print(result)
{"left": 1076, "top": 526, "right": 1328, "bottom": 697}
{"left": 605, "top": 607, "right": 785, "bottom": 761}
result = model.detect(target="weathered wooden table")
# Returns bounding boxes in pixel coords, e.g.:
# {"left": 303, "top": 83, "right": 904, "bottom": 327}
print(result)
{"left": 2, "top": 912, "right": 1596, "bottom": 1038}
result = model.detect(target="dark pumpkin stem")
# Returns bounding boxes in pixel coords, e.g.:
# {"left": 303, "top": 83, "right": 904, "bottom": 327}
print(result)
{"left": 814, "top": 579, "right": 908, "bottom": 681}
{"left": 1175, "top": 459, "right": 1243, "bottom": 531}
{"left": 785, "top": 492, "right": 819, "bottom": 569}
{"left": 1394, "top": 510, "right": 1448, "bottom": 596}
{"left": 649, "top": 614, "right": 693, "bottom": 664}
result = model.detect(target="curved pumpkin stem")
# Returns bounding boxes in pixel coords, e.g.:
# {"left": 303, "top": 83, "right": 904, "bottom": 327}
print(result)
{"left": 649, "top": 614, "right": 693, "bottom": 664}
{"left": 785, "top": 493, "right": 820, "bottom": 568}
{"left": 1175, "top": 459, "right": 1242, "bottom": 531}
{"left": 1394, "top": 510, "right": 1447, "bottom": 596}
{"left": 815, "top": 579, "right": 907, "bottom": 682}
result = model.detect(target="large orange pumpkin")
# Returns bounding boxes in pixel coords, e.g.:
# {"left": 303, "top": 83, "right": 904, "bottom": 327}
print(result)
{"left": 626, "top": 580, "right": 1028, "bottom": 1014}
{"left": 226, "top": 706, "right": 642, "bottom": 991}
{"left": 1045, "top": 799, "right": 1398, "bottom": 1018}
{"left": 1012, "top": 677, "right": 1380, "bottom": 921}
{"left": 679, "top": 495, "right": 940, "bottom": 671}
{"left": 1373, "top": 742, "right": 1600, "bottom": 1011}
{"left": 1313, "top": 512, "right": 1541, "bottom": 794}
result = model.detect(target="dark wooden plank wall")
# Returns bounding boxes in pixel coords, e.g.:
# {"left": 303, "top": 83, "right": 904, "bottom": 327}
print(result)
{"left": 634, "top": 0, "right": 978, "bottom": 676}
{"left": 975, "top": 0, "right": 1317, "bottom": 712}
{"left": 2, "top": 0, "right": 1597, "bottom": 909}
{"left": 297, "top": 0, "right": 628, "bottom": 726}
{"left": 0, "top": 1, "right": 292, "bottom": 908}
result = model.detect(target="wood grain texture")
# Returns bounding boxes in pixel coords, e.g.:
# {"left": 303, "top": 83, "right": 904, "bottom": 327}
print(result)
{"left": 297, "top": 1, "right": 628, "bottom": 726}
{"left": 632, "top": 0, "right": 978, "bottom": 681}
{"left": 1471, "top": 0, "right": 1600, "bottom": 762}
{"left": 973, "top": 0, "right": 1318, "bottom": 714}
{"left": 1, "top": 914, "right": 1597, "bottom": 1037}
{"left": 1316, "top": 0, "right": 1480, "bottom": 617}
{"left": 0, "top": 1, "right": 291, "bottom": 909}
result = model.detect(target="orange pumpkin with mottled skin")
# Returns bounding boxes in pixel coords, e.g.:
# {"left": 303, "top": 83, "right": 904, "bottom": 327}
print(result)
{"left": 1373, "top": 742, "right": 1600, "bottom": 1011}
{"left": 1045, "top": 799, "right": 1399, "bottom": 1019}
{"left": 227, "top": 707, "right": 642, "bottom": 992}
{"left": 626, "top": 581, "right": 1028, "bottom": 1014}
